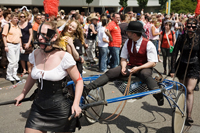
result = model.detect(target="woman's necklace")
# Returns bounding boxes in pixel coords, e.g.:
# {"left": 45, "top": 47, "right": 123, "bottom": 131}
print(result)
{"left": 42, "top": 50, "right": 51, "bottom": 72}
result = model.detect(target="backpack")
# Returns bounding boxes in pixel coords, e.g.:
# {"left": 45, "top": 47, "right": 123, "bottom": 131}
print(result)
{"left": 0, "top": 23, "right": 11, "bottom": 39}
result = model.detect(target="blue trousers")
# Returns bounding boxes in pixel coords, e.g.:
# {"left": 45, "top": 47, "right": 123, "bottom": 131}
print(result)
{"left": 108, "top": 47, "right": 120, "bottom": 68}
{"left": 98, "top": 46, "right": 108, "bottom": 72}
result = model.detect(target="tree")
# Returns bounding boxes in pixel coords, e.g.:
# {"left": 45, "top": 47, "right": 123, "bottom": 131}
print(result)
{"left": 119, "top": 0, "right": 128, "bottom": 13}
{"left": 159, "top": 0, "right": 168, "bottom": 9}
{"left": 171, "top": 0, "right": 197, "bottom": 14}
{"left": 86, "top": 0, "right": 93, "bottom": 14}
{"left": 119, "top": 0, "right": 128, "bottom": 8}
{"left": 137, "top": 0, "right": 148, "bottom": 9}
{"left": 86, "top": 0, "right": 93, "bottom": 5}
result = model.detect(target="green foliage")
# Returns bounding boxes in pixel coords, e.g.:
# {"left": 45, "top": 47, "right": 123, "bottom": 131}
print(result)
{"left": 171, "top": 0, "right": 197, "bottom": 14}
{"left": 119, "top": 0, "right": 128, "bottom": 8}
{"left": 86, "top": 0, "right": 93, "bottom": 5}
{"left": 137, "top": 0, "right": 148, "bottom": 9}
{"left": 159, "top": 0, "right": 168, "bottom": 9}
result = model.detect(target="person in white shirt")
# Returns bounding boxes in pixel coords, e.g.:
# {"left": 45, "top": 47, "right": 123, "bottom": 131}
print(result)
{"left": 1, "top": 10, "right": 11, "bottom": 28}
{"left": 97, "top": 19, "right": 109, "bottom": 72}
{"left": 84, "top": 21, "right": 164, "bottom": 106}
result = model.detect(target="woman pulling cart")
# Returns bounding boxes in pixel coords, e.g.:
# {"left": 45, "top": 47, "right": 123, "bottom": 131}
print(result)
{"left": 170, "top": 18, "right": 200, "bottom": 124}
{"left": 15, "top": 21, "right": 83, "bottom": 133}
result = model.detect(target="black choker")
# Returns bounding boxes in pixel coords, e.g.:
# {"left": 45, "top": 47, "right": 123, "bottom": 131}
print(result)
{"left": 43, "top": 47, "right": 55, "bottom": 53}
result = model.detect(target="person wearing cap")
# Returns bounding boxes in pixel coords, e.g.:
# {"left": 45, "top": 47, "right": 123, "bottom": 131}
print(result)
{"left": 84, "top": 21, "right": 164, "bottom": 106}
{"left": 86, "top": 16, "right": 98, "bottom": 63}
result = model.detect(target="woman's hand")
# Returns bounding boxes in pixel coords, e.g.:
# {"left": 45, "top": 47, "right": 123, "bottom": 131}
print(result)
{"left": 25, "top": 43, "right": 30, "bottom": 49}
{"left": 14, "top": 93, "right": 25, "bottom": 106}
{"left": 81, "top": 57, "right": 84, "bottom": 63}
{"left": 5, "top": 46, "right": 9, "bottom": 52}
{"left": 158, "top": 47, "right": 161, "bottom": 53}
{"left": 71, "top": 104, "right": 82, "bottom": 118}
{"left": 20, "top": 46, "right": 24, "bottom": 51}
{"left": 66, "top": 37, "right": 74, "bottom": 47}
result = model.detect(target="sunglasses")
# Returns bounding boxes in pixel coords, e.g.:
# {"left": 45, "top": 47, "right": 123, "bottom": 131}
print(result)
{"left": 37, "top": 18, "right": 41, "bottom": 20}
{"left": 187, "top": 26, "right": 197, "bottom": 29}
{"left": 20, "top": 16, "right": 25, "bottom": 18}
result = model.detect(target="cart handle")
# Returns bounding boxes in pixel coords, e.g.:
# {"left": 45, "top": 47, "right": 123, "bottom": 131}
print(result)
{"left": 68, "top": 100, "right": 107, "bottom": 120}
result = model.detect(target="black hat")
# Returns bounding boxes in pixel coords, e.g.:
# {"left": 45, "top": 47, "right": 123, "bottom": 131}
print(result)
{"left": 125, "top": 21, "right": 145, "bottom": 33}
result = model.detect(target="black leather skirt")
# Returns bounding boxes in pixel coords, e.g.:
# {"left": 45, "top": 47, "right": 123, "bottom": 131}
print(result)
{"left": 25, "top": 80, "right": 81, "bottom": 132}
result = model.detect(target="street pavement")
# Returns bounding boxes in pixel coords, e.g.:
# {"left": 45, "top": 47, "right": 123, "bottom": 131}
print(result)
{"left": 0, "top": 58, "right": 200, "bottom": 133}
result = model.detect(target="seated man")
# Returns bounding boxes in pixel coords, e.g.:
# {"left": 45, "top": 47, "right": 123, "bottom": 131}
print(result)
{"left": 84, "top": 21, "right": 164, "bottom": 106}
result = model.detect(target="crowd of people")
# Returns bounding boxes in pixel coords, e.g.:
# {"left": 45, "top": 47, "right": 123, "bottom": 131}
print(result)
{"left": 0, "top": 6, "right": 198, "bottom": 77}
{"left": 0, "top": 5, "right": 199, "bottom": 132}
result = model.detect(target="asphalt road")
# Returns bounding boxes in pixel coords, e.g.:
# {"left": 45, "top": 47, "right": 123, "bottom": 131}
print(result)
{"left": 0, "top": 60, "right": 200, "bottom": 133}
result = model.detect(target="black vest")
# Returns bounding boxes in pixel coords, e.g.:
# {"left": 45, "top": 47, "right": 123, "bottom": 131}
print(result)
{"left": 87, "top": 23, "right": 97, "bottom": 40}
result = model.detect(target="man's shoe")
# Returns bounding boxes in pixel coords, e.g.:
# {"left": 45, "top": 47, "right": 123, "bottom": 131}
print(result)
{"left": 13, "top": 75, "right": 20, "bottom": 81}
{"left": 153, "top": 93, "right": 164, "bottom": 106}
{"left": 6, "top": 76, "right": 15, "bottom": 82}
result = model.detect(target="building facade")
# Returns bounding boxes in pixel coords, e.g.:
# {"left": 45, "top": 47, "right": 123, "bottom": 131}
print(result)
{"left": 0, "top": 0, "right": 161, "bottom": 14}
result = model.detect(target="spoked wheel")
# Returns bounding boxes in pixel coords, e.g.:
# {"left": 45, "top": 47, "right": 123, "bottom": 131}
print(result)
{"left": 172, "top": 91, "right": 186, "bottom": 133}
{"left": 84, "top": 87, "right": 105, "bottom": 124}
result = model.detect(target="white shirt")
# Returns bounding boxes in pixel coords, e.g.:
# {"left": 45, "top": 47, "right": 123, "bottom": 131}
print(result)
{"left": 30, "top": 50, "right": 76, "bottom": 81}
{"left": 97, "top": 26, "right": 109, "bottom": 47}
{"left": 120, "top": 37, "right": 158, "bottom": 63}
{"left": 149, "top": 25, "right": 160, "bottom": 40}
{"left": 1, "top": 19, "right": 9, "bottom": 28}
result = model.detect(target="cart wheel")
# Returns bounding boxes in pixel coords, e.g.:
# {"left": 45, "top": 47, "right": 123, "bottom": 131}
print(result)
{"left": 84, "top": 87, "right": 105, "bottom": 124}
{"left": 172, "top": 91, "right": 186, "bottom": 133}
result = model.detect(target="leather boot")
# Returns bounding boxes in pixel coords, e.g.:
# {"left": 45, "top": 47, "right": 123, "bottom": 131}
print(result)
{"left": 83, "top": 74, "right": 109, "bottom": 96}
{"left": 153, "top": 92, "right": 164, "bottom": 106}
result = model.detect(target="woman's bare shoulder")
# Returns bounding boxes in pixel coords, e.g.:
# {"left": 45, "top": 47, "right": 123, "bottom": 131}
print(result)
{"left": 55, "top": 50, "right": 66, "bottom": 59}
{"left": 34, "top": 49, "right": 40, "bottom": 56}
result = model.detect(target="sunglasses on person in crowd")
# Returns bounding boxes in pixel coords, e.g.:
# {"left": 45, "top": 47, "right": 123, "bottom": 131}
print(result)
{"left": 37, "top": 18, "right": 41, "bottom": 20}
{"left": 20, "top": 16, "right": 25, "bottom": 18}
{"left": 187, "top": 26, "right": 197, "bottom": 29}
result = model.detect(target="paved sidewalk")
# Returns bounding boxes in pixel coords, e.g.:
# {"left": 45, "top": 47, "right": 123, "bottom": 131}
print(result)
{"left": 0, "top": 68, "right": 27, "bottom": 88}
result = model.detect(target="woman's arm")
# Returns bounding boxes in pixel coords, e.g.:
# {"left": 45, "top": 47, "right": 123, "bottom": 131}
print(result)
{"left": 15, "top": 74, "right": 36, "bottom": 106}
{"left": 67, "top": 65, "right": 83, "bottom": 117}
{"left": 170, "top": 34, "right": 182, "bottom": 77}
{"left": 28, "top": 27, "right": 33, "bottom": 45}
{"left": 66, "top": 37, "right": 80, "bottom": 61}
{"left": 151, "top": 26, "right": 160, "bottom": 36}
{"left": 90, "top": 24, "right": 97, "bottom": 34}
{"left": 173, "top": 32, "right": 176, "bottom": 45}
{"left": 102, "top": 37, "right": 109, "bottom": 43}
{"left": 158, "top": 34, "right": 163, "bottom": 53}
{"left": 25, "top": 27, "right": 33, "bottom": 49}
{"left": 105, "top": 29, "right": 113, "bottom": 42}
